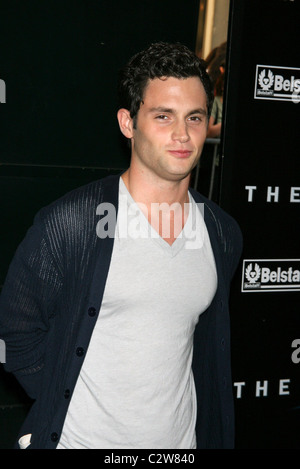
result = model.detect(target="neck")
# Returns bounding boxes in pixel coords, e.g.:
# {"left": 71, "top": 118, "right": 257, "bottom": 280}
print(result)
{"left": 121, "top": 167, "right": 190, "bottom": 207}
{"left": 121, "top": 167, "right": 191, "bottom": 246}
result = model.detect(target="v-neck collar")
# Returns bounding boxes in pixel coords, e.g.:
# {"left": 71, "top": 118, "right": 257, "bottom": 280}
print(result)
{"left": 119, "top": 178, "right": 194, "bottom": 257}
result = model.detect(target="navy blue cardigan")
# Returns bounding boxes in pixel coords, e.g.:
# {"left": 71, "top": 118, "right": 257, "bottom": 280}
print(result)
{"left": 0, "top": 174, "right": 242, "bottom": 449}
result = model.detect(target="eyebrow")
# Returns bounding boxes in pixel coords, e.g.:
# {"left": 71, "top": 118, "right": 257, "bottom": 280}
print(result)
{"left": 149, "top": 106, "right": 207, "bottom": 117}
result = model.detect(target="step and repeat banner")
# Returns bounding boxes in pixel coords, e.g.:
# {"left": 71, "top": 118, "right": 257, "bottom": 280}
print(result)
{"left": 220, "top": 0, "right": 300, "bottom": 448}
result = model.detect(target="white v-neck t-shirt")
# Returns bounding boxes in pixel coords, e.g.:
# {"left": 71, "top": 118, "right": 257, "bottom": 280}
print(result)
{"left": 57, "top": 179, "right": 217, "bottom": 449}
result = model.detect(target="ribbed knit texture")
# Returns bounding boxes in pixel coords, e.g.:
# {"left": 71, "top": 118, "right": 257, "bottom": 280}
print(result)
{"left": 0, "top": 174, "right": 242, "bottom": 449}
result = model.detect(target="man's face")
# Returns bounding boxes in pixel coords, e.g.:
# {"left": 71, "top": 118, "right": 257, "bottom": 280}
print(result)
{"left": 121, "top": 76, "right": 208, "bottom": 183}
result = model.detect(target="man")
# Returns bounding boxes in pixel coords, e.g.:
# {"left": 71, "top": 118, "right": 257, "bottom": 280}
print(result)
{"left": 0, "top": 42, "right": 242, "bottom": 449}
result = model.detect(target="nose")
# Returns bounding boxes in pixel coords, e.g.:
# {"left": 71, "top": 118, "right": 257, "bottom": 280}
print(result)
{"left": 172, "top": 120, "right": 190, "bottom": 143}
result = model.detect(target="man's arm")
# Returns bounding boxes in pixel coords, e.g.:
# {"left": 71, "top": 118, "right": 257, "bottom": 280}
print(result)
{"left": 0, "top": 214, "right": 63, "bottom": 399}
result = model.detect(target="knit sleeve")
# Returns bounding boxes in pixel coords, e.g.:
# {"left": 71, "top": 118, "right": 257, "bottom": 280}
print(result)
{"left": 0, "top": 211, "right": 63, "bottom": 398}
{"left": 203, "top": 199, "right": 243, "bottom": 285}
{"left": 217, "top": 212, "right": 243, "bottom": 284}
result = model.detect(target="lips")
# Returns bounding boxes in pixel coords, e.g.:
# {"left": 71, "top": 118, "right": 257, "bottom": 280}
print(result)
{"left": 168, "top": 149, "right": 193, "bottom": 158}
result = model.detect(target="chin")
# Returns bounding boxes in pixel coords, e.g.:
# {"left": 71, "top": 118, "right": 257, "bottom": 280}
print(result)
{"left": 163, "top": 169, "right": 192, "bottom": 182}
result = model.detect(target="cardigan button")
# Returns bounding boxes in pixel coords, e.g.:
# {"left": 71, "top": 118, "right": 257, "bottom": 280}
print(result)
{"left": 76, "top": 347, "right": 85, "bottom": 357}
{"left": 88, "top": 306, "right": 96, "bottom": 317}
{"left": 221, "top": 337, "right": 226, "bottom": 350}
{"left": 51, "top": 432, "right": 59, "bottom": 442}
{"left": 64, "top": 389, "right": 70, "bottom": 399}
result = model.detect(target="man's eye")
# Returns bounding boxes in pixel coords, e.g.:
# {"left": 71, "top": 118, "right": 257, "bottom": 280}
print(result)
{"left": 156, "top": 115, "right": 168, "bottom": 120}
{"left": 189, "top": 116, "right": 202, "bottom": 122}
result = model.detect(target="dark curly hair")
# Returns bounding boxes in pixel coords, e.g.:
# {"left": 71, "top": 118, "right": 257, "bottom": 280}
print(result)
{"left": 118, "top": 42, "right": 214, "bottom": 127}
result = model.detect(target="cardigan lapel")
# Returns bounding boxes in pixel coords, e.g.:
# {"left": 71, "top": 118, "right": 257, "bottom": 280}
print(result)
{"left": 189, "top": 189, "right": 225, "bottom": 291}
{"left": 87, "top": 174, "right": 120, "bottom": 313}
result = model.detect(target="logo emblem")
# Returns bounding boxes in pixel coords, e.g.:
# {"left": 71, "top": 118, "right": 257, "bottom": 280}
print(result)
{"left": 242, "top": 259, "right": 300, "bottom": 292}
{"left": 245, "top": 263, "right": 261, "bottom": 283}
{"left": 258, "top": 69, "right": 274, "bottom": 90}
{"left": 254, "top": 65, "right": 300, "bottom": 102}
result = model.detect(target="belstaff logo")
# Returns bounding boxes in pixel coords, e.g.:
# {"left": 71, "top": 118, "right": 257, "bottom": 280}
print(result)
{"left": 258, "top": 69, "right": 274, "bottom": 91}
{"left": 242, "top": 259, "right": 300, "bottom": 292}
{"left": 245, "top": 263, "right": 261, "bottom": 284}
{"left": 254, "top": 65, "right": 300, "bottom": 103}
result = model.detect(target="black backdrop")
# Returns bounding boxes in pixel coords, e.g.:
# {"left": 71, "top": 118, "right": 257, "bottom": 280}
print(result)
{"left": 0, "top": 0, "right": 200, "bottom": 286}
{"left": 220, "top": 0, "right": 300, "bottom": 449}
{"left": 0, "top": 0, "right": 200, "bottom": 449}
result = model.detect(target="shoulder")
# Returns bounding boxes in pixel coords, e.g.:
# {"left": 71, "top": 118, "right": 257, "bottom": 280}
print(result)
{"left": 37, "top": 173, "right": 120, "bottom": 223}
{"left": 191, "top": 189, "right": 243, "bottom": 280}
{"left": 49, "top": 173, "right": 120, "bottom": 207}
{"left": 24, "top": 173, "right": 121, "bottom": 253}
{"left": 190, "top": 188, "right": 243, "bottom": 257}
{"left": 190, "top": 189, "right": 240, "bottom": 230}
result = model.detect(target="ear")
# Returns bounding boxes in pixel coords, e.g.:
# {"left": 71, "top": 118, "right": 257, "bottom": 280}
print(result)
{"left": 117, "top": 108, "right": 134, "bottom": 139}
